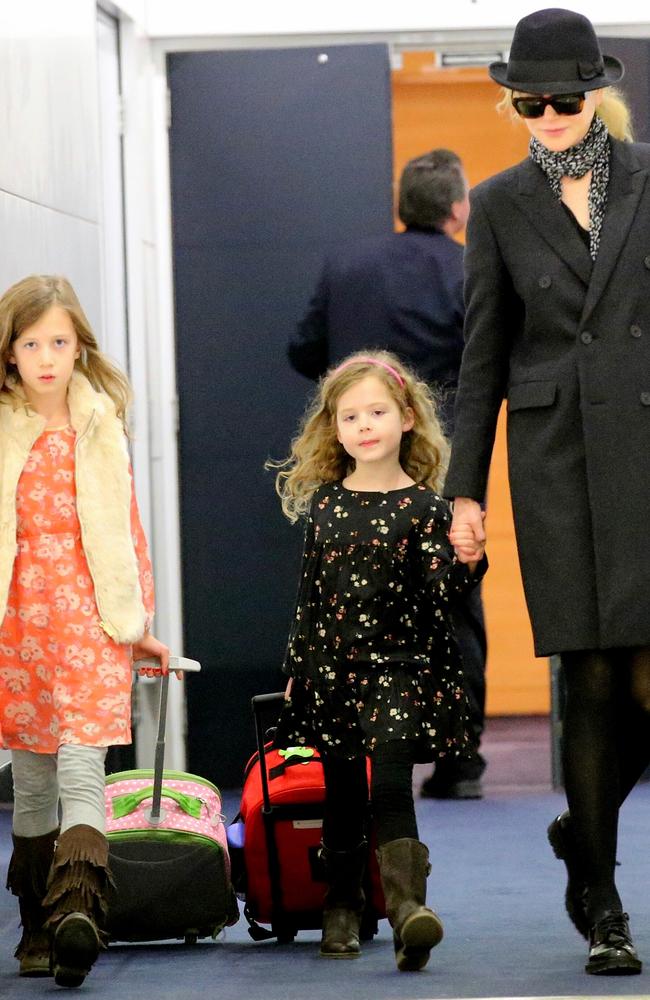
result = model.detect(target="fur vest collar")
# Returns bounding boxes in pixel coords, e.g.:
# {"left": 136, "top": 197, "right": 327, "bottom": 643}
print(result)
{"left": 0, "top": 371, "right": 146, "bottom": 643}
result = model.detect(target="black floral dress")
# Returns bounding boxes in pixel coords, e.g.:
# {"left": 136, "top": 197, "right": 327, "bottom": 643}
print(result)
{"left": 275, "top": 482, "right": 487, "bottom": 762}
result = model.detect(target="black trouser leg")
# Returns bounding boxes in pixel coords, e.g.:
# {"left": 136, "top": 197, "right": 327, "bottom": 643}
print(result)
{"left": 321, "top": 741, "right": 418, "bottom": 848}
{"left": 617, "top": 647, "right": 650, "bottom": 803}
{"left": 561, "top": 650, "right": 621, "bottom": 923}
{"left": 422, "top": 586, "right": 486, "bottom": 792}
{"left": 321, "top": 754, "right": 368, "bottom": 852}
{"left": 449, "top": 585, "right": 487, "bottom": 778}
{"left": 371, "top": 741, "right": 418, "bottom": 847}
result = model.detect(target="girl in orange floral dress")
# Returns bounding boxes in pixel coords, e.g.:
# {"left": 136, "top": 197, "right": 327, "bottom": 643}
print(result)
{"left": 0, "top": 275, "right": 169, "bottom": 988}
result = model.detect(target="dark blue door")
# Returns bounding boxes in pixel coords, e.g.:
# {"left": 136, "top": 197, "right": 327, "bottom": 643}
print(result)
{"left": 168, "top": 45, "right": 393, "bottom": 785}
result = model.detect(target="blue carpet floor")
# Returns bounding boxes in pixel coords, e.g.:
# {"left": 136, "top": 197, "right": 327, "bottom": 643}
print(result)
{"left": 1, "top": 782, "right": 650, "bottom": 999}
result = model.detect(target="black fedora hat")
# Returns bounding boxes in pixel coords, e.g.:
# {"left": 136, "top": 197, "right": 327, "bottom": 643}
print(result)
{"left": 489, "top": 7, "right": 624, "bottom": 94}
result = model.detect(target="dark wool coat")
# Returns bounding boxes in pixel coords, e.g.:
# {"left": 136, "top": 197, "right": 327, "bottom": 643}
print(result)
{"left": 444, "top": 137, "right": 650, "bottom": 656}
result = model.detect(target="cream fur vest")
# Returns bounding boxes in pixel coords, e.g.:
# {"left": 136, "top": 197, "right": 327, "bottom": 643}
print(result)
{"left": 0, "top": 371, "right": 146, "bottom": 643}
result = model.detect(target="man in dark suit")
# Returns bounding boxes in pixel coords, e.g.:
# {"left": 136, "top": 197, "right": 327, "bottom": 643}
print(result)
{"left": 288, "top": 149, "right": 487, "bottom": 798}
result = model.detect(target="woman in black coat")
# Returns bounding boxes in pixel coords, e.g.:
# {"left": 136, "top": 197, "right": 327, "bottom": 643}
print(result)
{"left": 445, "top": 7, "right": 650, "bottom": 976}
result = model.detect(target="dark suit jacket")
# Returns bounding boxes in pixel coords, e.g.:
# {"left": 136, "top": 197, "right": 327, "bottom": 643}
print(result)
{"left": 288, "top": 228, "right": 464, "bottom": 432}
{"left": 445, "top": 138, "right": 650, "bottom": 655}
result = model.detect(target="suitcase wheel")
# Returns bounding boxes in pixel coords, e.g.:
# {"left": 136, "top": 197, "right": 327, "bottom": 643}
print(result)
{"left": 184, "top": 932, "right": 199, "bottom": 945}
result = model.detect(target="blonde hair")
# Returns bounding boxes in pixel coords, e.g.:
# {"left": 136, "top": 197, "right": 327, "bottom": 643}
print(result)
{"left": 597, "top": 87, "right": 633, "bottom": 141}
{"left": 268, "top": 350, "right": 450, "bottom": 523}
{"left": 0, "top": 274, "right": 132, "bottom": 428}
{"left": 496, "top": 86, "right": 634, "bottom": 141}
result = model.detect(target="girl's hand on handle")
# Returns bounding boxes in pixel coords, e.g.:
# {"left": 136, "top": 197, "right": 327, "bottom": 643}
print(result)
{"left": 132, "top": 633, "right": 178, "bottom": 678}
{"left": 284, "top": 677, "right": 293, "bottom": 700}
{"left": 449, "top": 497, "right": 486, "bottom": 566}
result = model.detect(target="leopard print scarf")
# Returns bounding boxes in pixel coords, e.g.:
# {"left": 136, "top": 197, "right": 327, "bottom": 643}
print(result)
{"left": 529, "top": 113, "right": 610, "bottom": 260}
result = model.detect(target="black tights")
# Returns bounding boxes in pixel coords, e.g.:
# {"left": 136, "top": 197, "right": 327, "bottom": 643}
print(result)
{"left": 561, "top": 646, "right": 650, "bottom": 922}
{"left": 321, "top": 741, "right": 418, "bottom": 851}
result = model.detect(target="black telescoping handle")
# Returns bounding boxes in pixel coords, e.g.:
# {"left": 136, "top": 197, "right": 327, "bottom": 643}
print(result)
{"left": 251, "top": 692, "right": 285, "bottom": 813}
{"left": 150, "top": 672, "right": 170, "bottom": 825}
{"left": 132, "top": 656, "right": 201, "bottom": 828}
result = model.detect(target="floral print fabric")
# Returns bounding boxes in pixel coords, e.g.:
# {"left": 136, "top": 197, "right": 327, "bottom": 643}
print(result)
{"left": 0, "top": 426, "right": 154, "bottom": 751}
{"left": 275, "top": 482, "right": 486, "bottom": 761}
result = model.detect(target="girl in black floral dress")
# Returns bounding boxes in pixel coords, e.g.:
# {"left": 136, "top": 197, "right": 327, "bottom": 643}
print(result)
{"left": 270, "top": 350, "right": 486, "bottom": 971}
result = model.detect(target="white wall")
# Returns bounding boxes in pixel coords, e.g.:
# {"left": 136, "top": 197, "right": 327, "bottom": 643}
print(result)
{"left": 142, "top": 0, "right": 650, "bottom": 38}
{"left": 117, "top": 13, "right": 186, "bottom": 769}
{"left": 0, "top": 1, "right": 185, "bottom": 774}
{"left": 0, "top": 0, "right": 102, "bottom": 772}
{"left": 0, "top": 0, "right": 102, "bottom": 326}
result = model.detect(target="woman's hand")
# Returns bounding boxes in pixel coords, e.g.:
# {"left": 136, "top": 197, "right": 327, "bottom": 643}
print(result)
{"left": 449, "top": 497, "right": 486, "bottom": 567}
{"left": 284, "top": 677, "right": 293, "bottom": 701}
{"left": 132, "top": 633, "right": 175, "bottom": 677}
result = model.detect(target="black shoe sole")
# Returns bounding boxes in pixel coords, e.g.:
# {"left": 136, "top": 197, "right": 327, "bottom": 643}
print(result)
{"left": 547, "top": 816, "right": 590, "bottom": 939}
{"left": 52, "top": 913, "right": 100, "bottom": 988}
{"left": 420, "top": 779, "right": 483, "bottom": 800}
{"left": 586, "top": 950, "right": 643, "bottom": 976}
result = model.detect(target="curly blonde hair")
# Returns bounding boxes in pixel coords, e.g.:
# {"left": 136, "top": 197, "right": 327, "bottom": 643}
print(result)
{"left": 269, "top": 350, "right": 450, "bottom": 523}
{"left": 0, "top": 274, "right": 132, "bottom": 428}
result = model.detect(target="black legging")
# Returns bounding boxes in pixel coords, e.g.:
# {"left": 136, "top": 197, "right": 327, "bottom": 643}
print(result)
{"left": 561, "top": 646, "right": 650, "bottom": 922}
{"left": 321, "top": 741, "right": 418, "bottom": 851}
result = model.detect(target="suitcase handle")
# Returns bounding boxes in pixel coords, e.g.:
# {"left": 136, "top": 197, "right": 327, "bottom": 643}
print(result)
{"left": 133, "top": 655, "right": 202, "bottom": 826}
{"left": 251, "top": 691, "right": 284, "bottom": 814}
{"left": 251, "top": 692, "right": 285, "bottom": 813}
{"left": 111, "top": 785, "right": 204, "bottom": 820}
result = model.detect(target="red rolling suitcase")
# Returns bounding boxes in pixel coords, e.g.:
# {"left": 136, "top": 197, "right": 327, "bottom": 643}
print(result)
{"left": 230, "top": 692, "right": 384, "bottom": 943}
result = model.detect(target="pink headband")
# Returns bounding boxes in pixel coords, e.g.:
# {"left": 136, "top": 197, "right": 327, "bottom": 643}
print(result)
{"left": 332, "top": 357, "right": 405, "bottom": 387}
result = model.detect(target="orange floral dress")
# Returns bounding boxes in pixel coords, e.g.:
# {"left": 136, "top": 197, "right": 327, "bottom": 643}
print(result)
{"left": 0, "top": 425, "right": 154, "bottom": 752}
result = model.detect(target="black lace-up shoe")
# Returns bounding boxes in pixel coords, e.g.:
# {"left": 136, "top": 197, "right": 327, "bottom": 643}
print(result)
{"left": 586, "top": 911, "right": 642, "bottom": 976}
{"left": 547, "top": 812, "right": 589, "bottom": 938}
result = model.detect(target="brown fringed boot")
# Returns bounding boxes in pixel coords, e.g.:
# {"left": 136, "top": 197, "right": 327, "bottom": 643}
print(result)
{"left": 43, "top": 824, "right": 113, "bottom": 988}
{"left": 319, "top": 842, "right": 366, "bottom": 958}
{"left": 376, "top": 838, "right": 444, "bottom": 971}
{"left": 6, "top": 828, "right": 59, "bottom": 976}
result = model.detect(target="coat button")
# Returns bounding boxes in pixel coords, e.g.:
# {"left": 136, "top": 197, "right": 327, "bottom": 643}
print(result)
{"left": 538, "top": 275, "right": 552, "bottom": 288}
{"left": 642, "top": 392, "right": 650, "bottom": 406}
{"left": 645, "top": 256, "right": 650, "bottom": 269}
{"left": 580, "top": 331, "right": 593, "bottom": 344}
{"left": 630, "top": 325, "right": 642, "bottom": 338}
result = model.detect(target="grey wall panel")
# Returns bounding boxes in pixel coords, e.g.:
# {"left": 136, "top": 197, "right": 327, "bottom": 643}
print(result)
{"left": 0, "top": 191, "right": 101, "bottom": 333}
{"left": 0, "top": 0, "right": 99, "bottom": 223}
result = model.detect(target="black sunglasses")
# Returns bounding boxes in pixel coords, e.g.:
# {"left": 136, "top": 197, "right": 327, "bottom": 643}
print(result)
{"left": 511, "top": 93, "right": 586, "bottom": 119}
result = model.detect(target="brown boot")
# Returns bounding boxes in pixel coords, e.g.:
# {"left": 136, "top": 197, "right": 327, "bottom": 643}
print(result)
{"left": 43, "top": 824, "right": 113, "bottom": 988}
{"left": 376, "top": 838, "right": 443, "bottom": 971}
{"left": 319, "top": 842, "right": 366, "bottom": 959}
{"left": 6, "top": 828, "right": 59, "bottom": 976}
